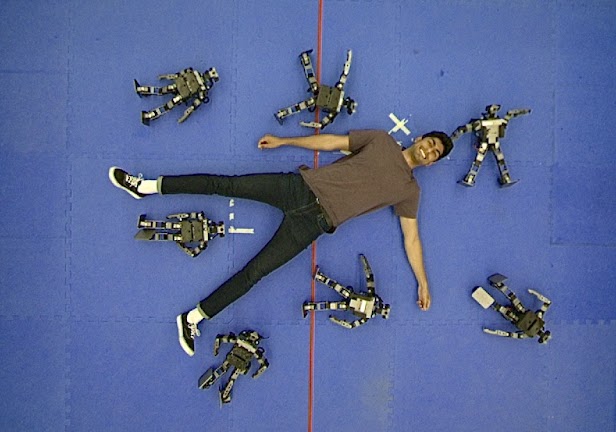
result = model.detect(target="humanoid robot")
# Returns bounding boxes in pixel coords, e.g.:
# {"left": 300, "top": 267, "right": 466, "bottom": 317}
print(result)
{"left": 134, "top": 67, "right": 219, "bottom": 125}
{"left": 198, "top": 330, "right": 269, "bottom": 404}
{"left": 134, "top": 211, "right": 225, "bottom": 257}
{"left": 451, "top": 104, "right": 531, "bottom": 187}
{"left": 472, "top": 273, "right": 551, "bottom": 343}
{"left": 275, "top": 49, "right": 357, "bottom": 129}
{"left": 303, "top": 254, "right": 390, "bottom": 329}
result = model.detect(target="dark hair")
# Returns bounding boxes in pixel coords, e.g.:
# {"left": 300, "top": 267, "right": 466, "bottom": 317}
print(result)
{"left": 421, "top": 131, "right": 454, "bottom": 161}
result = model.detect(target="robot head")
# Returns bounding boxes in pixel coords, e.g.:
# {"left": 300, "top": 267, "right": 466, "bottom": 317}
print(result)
{"left": 483, "top": 104, "right": 501, "bottom": 119}
{"left": 379, "top": 303, "right": 391, "bottom": 319}
{"left": 239, "top": 330, "right": 263, "bottom": 344}
{"left": 206, "top": 68, "right": 220, "bottom": 82}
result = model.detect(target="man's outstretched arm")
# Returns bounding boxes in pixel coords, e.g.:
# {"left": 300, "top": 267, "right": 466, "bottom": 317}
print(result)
{"left": 399, "top": 216, "right": 431, "bottom": 311}
{"left": 258, "top": 134, "right": 350, "bottom": 152}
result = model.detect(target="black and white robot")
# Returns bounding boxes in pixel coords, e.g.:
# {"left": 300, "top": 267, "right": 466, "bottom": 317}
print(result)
{"left": 275, "top": 49, "right": 357, "bottom": 129}
{"left": 303, "top": 254, "right": 390, "bottom": 329}
{"left": 134, "top": 211, "right": 225, "bottom": 257}
{"left": 198, "top": 330, "right": 269, "bottom": 404}
{"left": 451, "top": 104, "right": 531, "bottom": 187}
{"left": 134, "top": 67, "right": 219, "bottom": 125}
{"left": 472, "top": 273, "right": 551, "bottom": 343}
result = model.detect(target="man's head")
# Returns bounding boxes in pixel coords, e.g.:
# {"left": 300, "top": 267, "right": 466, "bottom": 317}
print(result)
{"left": 407, "top": 131, "right": 454, "bottom": 167}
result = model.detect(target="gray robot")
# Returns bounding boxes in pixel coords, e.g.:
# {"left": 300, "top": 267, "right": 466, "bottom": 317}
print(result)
{"left": 134, "top": 67, "right": 219, "bottom": 125}
{"left": 198, "top": 330, "right": 269, "bottom": 404}
{"left": 451, "top": 104, "right": 531, "bottom": 187}
{"left": 303, "top": 254, "right": 390, "bottom": 329}
{"left": 134, "top": 211, "right": 225, "bottom": 257}
{"left": 472, "top": 273, "right": 551, "bottom": 343}
{"left": 275, "top": 49, "right": 357, "bottom": 129}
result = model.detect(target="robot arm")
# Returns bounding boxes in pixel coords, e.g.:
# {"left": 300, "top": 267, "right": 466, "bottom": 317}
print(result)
{"left": 503, "top": 108, "right": 531, "bottom": 121}
{"left": 360, "top": 254, "right": 375, "bottom": 295}
{"left": 301, "top": 111, "right": 338, "bottom": 130}
{"left": 483, "top": 328, "right": 531, "bottom": 339}
{"left": 214, "top": 333, "right": 237, "bottom": 356}
{"left": 252, "top": 347, "right": 269, "bottom": 379}
{"left": 329, "top": 316, "right": 368, "bottom": 329}
{"left": 158, "top": 72, "right": 180, "bottom": 80}
{"left": 335, "top": 49, "right": 353, "bottom": 90}
{"left": 178, "top": 92, "right": 209, "bottom": 123}
{"left": 451, "top": 121, "right": 476, "bottom": 141}
{"left": 528, "top": 289, "right": 551, "bottom": 318}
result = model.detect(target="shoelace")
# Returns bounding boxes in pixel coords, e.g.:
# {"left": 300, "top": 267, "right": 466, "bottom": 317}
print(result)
{"left": 125, "top": 173, "right": 143, "bottom": 188}
{"left": 189, "top": 322, "right": 201, "bottom": 339}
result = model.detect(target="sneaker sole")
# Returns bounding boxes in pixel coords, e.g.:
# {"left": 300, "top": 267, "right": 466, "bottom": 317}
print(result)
{"left": 176, "top": 314, "right": 195, "bottom": 357}
{"left": 108, "top": 166, "right": 143, "bottom": 200}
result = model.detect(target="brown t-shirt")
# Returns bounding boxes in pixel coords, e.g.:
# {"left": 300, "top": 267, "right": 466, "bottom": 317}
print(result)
{"left": 300, "top": 130, "right": 420, "bottom": 227}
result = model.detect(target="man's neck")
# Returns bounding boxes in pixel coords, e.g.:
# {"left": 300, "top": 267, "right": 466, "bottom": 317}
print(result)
{"left": 402, "top": 148, "right": 417, "bottom": 170}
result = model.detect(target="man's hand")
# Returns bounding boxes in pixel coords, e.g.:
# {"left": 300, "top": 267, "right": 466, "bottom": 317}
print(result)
{"left": 258, "top": 134, "right": 284, "bottom": 149}
{"left": 417, "top": 284, "right": 431, "bottom": 311}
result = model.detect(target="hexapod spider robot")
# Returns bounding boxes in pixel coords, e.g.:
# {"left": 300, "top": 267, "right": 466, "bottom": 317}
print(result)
{"left": 303, "top": 254, "right": 390, "bottom": 329}
{"left": 451, "top": 104, "right": 531, "bottom": 187}
{"left": 472, "top": 273, "right": 552, "bottom": 343}
{"left": 134, "top": 211, "right": 225, "bottom": 257}
{"left": 275, "top": 49, "right": 357, "bottom": 130}
{"left": 198, "top": 330, "right": 269, "bottom": 404}
{"left": 134, "top": 66, "right": 219, "bottom": 125}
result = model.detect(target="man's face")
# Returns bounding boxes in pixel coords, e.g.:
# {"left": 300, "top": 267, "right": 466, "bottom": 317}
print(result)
{"left": 410, "top": 136, "right": 445, "bottom": 166}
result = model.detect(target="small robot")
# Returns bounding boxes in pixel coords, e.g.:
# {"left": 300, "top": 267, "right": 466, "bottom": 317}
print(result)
{"left": 451, "top": 104, "right": 531, "bottom": 187}
{"left": 134, "top": 67, "right": 219, "bottom": 125}
{"left": 303, "top": 254, "right": 390, "bottom": 329}
{"left": 134, "top": 211, "right": 225, "bottom": 257}
{"left": 275, "top": 49, "right": 357, "bottom": 129}
{"left": 198, "top": 330, "right": 269, "bottom": 404}
{"left": 472, "top": 273, "right": 552, "bottom": 343}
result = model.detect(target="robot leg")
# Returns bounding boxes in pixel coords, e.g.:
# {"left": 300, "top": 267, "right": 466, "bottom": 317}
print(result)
{"left": 314, "top": 269, "right": 353, "bottom": 298}
{"left": 459, "top": 141, "right": 489, "bottom": 187}
{"left": 220, "top": 368, "right": 242, "bottom": 404}
{"left": 134, "top": 214, "right": 181, "bottom": 241}
{"left": 299, "top": 50, "right": 319, "bottom": 94}
{"left": 141, "top": 94, "right": 184, "bottom": 125}
{"left": 488, "top": 274, "right": 525, "bottom": 313}
{"left": 198, "top": 362, "right": 229, "bottom": 390}
{"left": 274, "top": 98, "right": 316, "bottom": 124}
{"left": 134, "top": 80, "right": 177, "bottom": 97}
{"left": 492, "top": 143, "right": 518, "bottom": 187}
{"left": 302, "top": 301, "right": 348, "bottom": 318}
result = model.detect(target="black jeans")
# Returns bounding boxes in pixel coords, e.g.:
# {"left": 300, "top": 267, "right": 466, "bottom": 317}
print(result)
{"left": 160, "top": 172, "right": 333, "bottom": 318}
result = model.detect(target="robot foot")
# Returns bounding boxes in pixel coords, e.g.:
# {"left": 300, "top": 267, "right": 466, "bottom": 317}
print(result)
{"left": 499, "top": 179, "right": 519, "bottom": 188}
{"left": 458, "top": 179, "right": 475, "bottom": 187}
{"left": 133, "top": 79, "right": 141, "bottom": 96}
{"left": 198, "top": 368, "right": 215, "bottom": 389}
{"left": 141, "top": 111, "right": 151, "bottom": 126}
